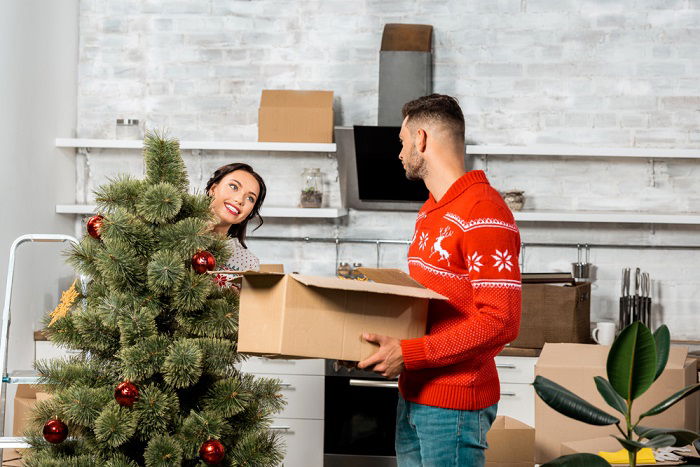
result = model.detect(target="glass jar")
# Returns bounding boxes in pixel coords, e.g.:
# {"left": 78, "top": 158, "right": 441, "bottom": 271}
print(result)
{"left": 115, "top": 119, "right": 143, "bottom": 139}
{"left": 300, "top": 168, "right": 323, "bottom": 208}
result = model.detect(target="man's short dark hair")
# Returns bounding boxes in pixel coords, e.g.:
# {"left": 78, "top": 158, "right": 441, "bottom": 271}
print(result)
{"left": 402, "top": 94, "right": 465, "bottom": 143}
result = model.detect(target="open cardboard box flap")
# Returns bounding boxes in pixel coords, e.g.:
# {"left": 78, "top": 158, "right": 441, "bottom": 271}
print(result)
{"left": 260, "top": 89, "right": 333, "bottom": 108}
{"left": 538, "top": 343, "right": 688, "bottom": 369}
{"left": 240, "top": 268, "right": 447, "bottom": 301}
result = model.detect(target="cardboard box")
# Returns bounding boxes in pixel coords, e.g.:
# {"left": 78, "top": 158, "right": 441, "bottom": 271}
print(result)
{"left": 258, "top": 90, "right": 334, "bottom": 143}
{"left": 561, "top": 436, "right": 699, "bottom": 466}
{"left": 237, "top": 268, "right": 445, "bottom": 361}
{"left": 2, "top": 385, "right": 50, "bottom": 465}
{"left": 512, "top": 282, "right": 592, "bottom": 349}
{"left": 485, "top": 416, "right": 535, "bottom": 467}
{"left": 535, "top": 343, "right": 699, "bottom": 464}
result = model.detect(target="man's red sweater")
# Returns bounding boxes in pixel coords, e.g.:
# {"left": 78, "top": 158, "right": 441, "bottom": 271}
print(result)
{"left": 399, "top": 170, "right": 522, "bottom": 411}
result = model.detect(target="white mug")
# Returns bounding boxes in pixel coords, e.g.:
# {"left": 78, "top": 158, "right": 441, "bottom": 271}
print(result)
{"left": 592, "top": 322, "right": 616, "bottom": 345}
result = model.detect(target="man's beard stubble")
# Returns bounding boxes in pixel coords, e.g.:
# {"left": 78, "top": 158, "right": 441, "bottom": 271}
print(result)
{"left": 404, "top": 145, "right": 428, "bottom": 181}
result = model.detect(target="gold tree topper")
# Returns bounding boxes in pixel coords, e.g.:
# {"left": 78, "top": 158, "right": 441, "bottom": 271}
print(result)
{"left": 49, "top": 279, "right": 79, "bottom": 326}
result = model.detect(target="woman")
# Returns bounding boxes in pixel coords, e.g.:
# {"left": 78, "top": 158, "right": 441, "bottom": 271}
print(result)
{"left": 206, "top": 163, "right": 267, "bottom": 275}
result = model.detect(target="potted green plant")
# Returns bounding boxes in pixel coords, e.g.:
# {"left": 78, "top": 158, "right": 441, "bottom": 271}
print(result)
{"left": 534, "top": 321, "right": 700, "bottom": 466}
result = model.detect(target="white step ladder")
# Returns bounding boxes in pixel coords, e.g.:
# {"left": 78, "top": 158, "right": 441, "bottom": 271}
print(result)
{"left": 0, "top": 234, "right": 79, "bottom": 450}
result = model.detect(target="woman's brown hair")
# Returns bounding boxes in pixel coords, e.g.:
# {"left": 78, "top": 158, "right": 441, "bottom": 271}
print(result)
{"left": 205, "top": 163, "right": 267, "bottom": 248}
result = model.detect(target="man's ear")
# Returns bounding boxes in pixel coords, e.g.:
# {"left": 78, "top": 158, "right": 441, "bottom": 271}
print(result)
{"left": 415, "top": 128, "right": 427, "bottom": 153}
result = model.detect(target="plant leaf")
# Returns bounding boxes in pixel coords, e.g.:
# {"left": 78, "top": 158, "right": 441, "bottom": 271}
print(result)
{"left": 639, "top": 383, "right": 700, "bottom": 419}
{"left": 542, "top": 453, "right": 612, "bottom": 466}
{"left": 534, "top": 376, "right": 619, "bottom": 426}
{"left": 635, "top": 426, "right": 700, "bottom": 447}
{"left": 607, "top": 322, "right": 657, "bottom": 401}
{"left": 653, "top": 325, "right": 671, "bottom": 381}
{"left": 643, "top": 434, "right": 677, "bottom": 449}
{"left": 612, "top": 436, "right": 644, "bottom": 453}
{"left": 594, "top": 376, "right": 628, "bottom": 415}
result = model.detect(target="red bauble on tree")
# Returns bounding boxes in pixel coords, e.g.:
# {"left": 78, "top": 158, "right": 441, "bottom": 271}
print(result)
{"left": 43, "top": 418, "right": 68, "bottom": 444}
{"left": 114, "top": 380, "right": 139, "bottom": 407}
{"left": 199, "top": 439, "right": 226, "bottom": 464}
{"left": 192, "top": 250, "right": 216, "bottom": 274}
{"left": 86, "top": 215, "right": 104, "bottom": 239}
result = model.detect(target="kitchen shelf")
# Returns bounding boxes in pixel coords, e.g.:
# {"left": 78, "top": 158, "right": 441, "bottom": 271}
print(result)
{"left": 466, "top": 145, "right": 700, "bottom": 159}
{"left": 55, "top": 138, "right": 336, "bottom": 153}
{"left": 513, "top": 210, "right": 700, "bottom": 225}
{"left": 56, "top": 205, "right": 700, "bottom": 224}
{"left": 55, "top": 204, "right": 348, "bottom": 219}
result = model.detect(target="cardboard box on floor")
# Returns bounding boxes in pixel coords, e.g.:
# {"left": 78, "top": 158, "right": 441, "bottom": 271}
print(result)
{"left": 535, "top": 343, "right": 699, "bottom": 464}
{"left": 561, "top": 436, "right": 700, "bottom": 466}
{"left": 2, "top": 385, "right": 50, "bottom": 466}
{"left": 237, "top": 268, "right": 445, "bottom": 361}
{"left": 485, "top": 416, "right": 534, "bottom": 467}
{"left": 512, "top": 282, "right": 592, "bottom": 349}
{"left": 258, "top": 90, "right": 334, "bottom": 143}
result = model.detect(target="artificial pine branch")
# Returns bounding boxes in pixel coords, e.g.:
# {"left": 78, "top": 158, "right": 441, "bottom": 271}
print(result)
{"left": 119, "top": 335, "right": 169, "bottom": 381}
{"left": 94, "top": 402, "right": 139, "bottom": 447}
{"left": 56, "top": 386, "right": 112, "bottom": 427}
{"left": 101, "top": 208, "right": 156, "bottom": 257}
{"left": 175, "top": 298, "right": 238, "bottom": 339}
{"left": 94, "top": 174, "right": 145, "bottom": 214}
{"left": 202, "top": 377, "right": 252, "bottom": 418}
{"left": 143, "top": 130, "right": 189, "bottom": 192}
{"left": 117, "top": 306, "right": 159, "bottom": 346}
{"left": 177, "top": 410, "right": 228, "bottom": 458}
{"left": 144, "top": 435, "right": 183, "bottom": 467}
{"left": 163, "top": 338, "right": 203, "bottom": 388}
{"left": 66, "top": 236, "right": 102, "bottom": 278}
{"left": 134, "top": 384, "right": 179, "bottom": 441}
{"left": 157, "top": 217, "right": 214, "bottom": 258}
{"left": 177, "top": 192, "right": 213, "bottom": 222}
{"left": 172, "top": 269, "right": 213, "bottom": 312}
{"left": 136, "top": 182, "right": 183, "bottom": 224}
{"left": 146, "top": 249, "right": 185, "bottom": 293}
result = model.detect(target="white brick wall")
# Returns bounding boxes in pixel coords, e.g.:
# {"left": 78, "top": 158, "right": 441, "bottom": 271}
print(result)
{"left": 73, "top": 0, "right": 700, "bottom": 340}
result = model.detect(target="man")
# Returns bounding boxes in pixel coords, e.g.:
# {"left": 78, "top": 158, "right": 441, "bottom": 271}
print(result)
{"left": 358, "top": 94, "right": 522, "bottom": 466}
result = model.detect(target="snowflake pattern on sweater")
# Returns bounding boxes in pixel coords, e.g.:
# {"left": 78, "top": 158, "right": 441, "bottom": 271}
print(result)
{"left": 400, "top": 170, "right": 522, "bottom": 411}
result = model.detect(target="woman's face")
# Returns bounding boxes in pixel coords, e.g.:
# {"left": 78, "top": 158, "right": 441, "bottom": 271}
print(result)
{"left": 209, "top": 170, "right": 261, "bottom": 227}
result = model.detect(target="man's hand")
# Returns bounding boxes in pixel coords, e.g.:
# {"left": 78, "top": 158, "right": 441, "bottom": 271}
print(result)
{"left": 357, "top": 333, "right": 404, "bottom": 379}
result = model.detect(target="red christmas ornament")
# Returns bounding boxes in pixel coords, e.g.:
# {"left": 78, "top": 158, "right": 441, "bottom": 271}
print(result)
{"left": 114, "top": 380, "right": 139, "bottom": 407}
{"left": 43, "top": 418, "right": 68, "bottom": 444}
{"left": 199, "top": 439, "right": 226, "bottom": 464}
{"left": 86, "top": 215, "right": 104, "bottom": 239}
{"left": 192, "top": 250, "right": 216, "bottom": 274}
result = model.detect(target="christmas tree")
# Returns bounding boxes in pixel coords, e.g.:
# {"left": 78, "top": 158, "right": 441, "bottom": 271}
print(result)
{"left": 24, "top": 132, "right": 285, "bottom": 466}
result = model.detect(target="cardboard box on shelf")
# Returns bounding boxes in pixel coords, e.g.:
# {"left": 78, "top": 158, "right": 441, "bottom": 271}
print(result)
{"left": 237, "top": 268, "right": 445, "bottom": 362}
{"left": 485, "top": 416, "right": 534, "bottom": 467}
{"left": 535, "top": 343, "right": 699, "bottom": 464}
{"left": 512, "top": 282, "right": 592, "bottom": 349}
{"left": 561, "top": 436, "right": 699, "bottom": 466}
{"left": 258, "top": 90, "right": 334, "bottom": 143}
{"left": 2, "top": 385, "right": 51, "bottom": 465}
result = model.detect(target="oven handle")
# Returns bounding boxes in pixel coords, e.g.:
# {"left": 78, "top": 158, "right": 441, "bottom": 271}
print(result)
{"left": 349, "top": 379, "right": 398, "bottom": 389}
{"left": 496, "top": 363, "right": 517, "bottom": 369}
{"left": 270, "top": 425, "right": 291, "bottom": 431}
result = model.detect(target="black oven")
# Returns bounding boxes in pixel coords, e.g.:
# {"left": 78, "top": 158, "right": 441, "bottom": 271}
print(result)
{"left": 324, "top": 360, "right": 399, "bottom": 466}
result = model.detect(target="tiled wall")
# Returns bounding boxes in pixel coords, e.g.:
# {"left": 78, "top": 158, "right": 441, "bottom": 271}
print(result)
{"left": 73, "top": 0, "right": 700, "bottom": 340}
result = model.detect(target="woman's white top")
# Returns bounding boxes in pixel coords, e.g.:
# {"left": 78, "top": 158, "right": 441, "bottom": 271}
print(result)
{"left": 213, "top": 237, "right": 259, "bottom": 289}
{"left": 224, "top": 237, "right": 260, "bottom": 272}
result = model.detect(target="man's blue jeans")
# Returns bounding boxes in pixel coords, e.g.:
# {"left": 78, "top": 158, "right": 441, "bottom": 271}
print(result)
{"left": 395, "top": 395, "right": 498, "bottom": 467}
